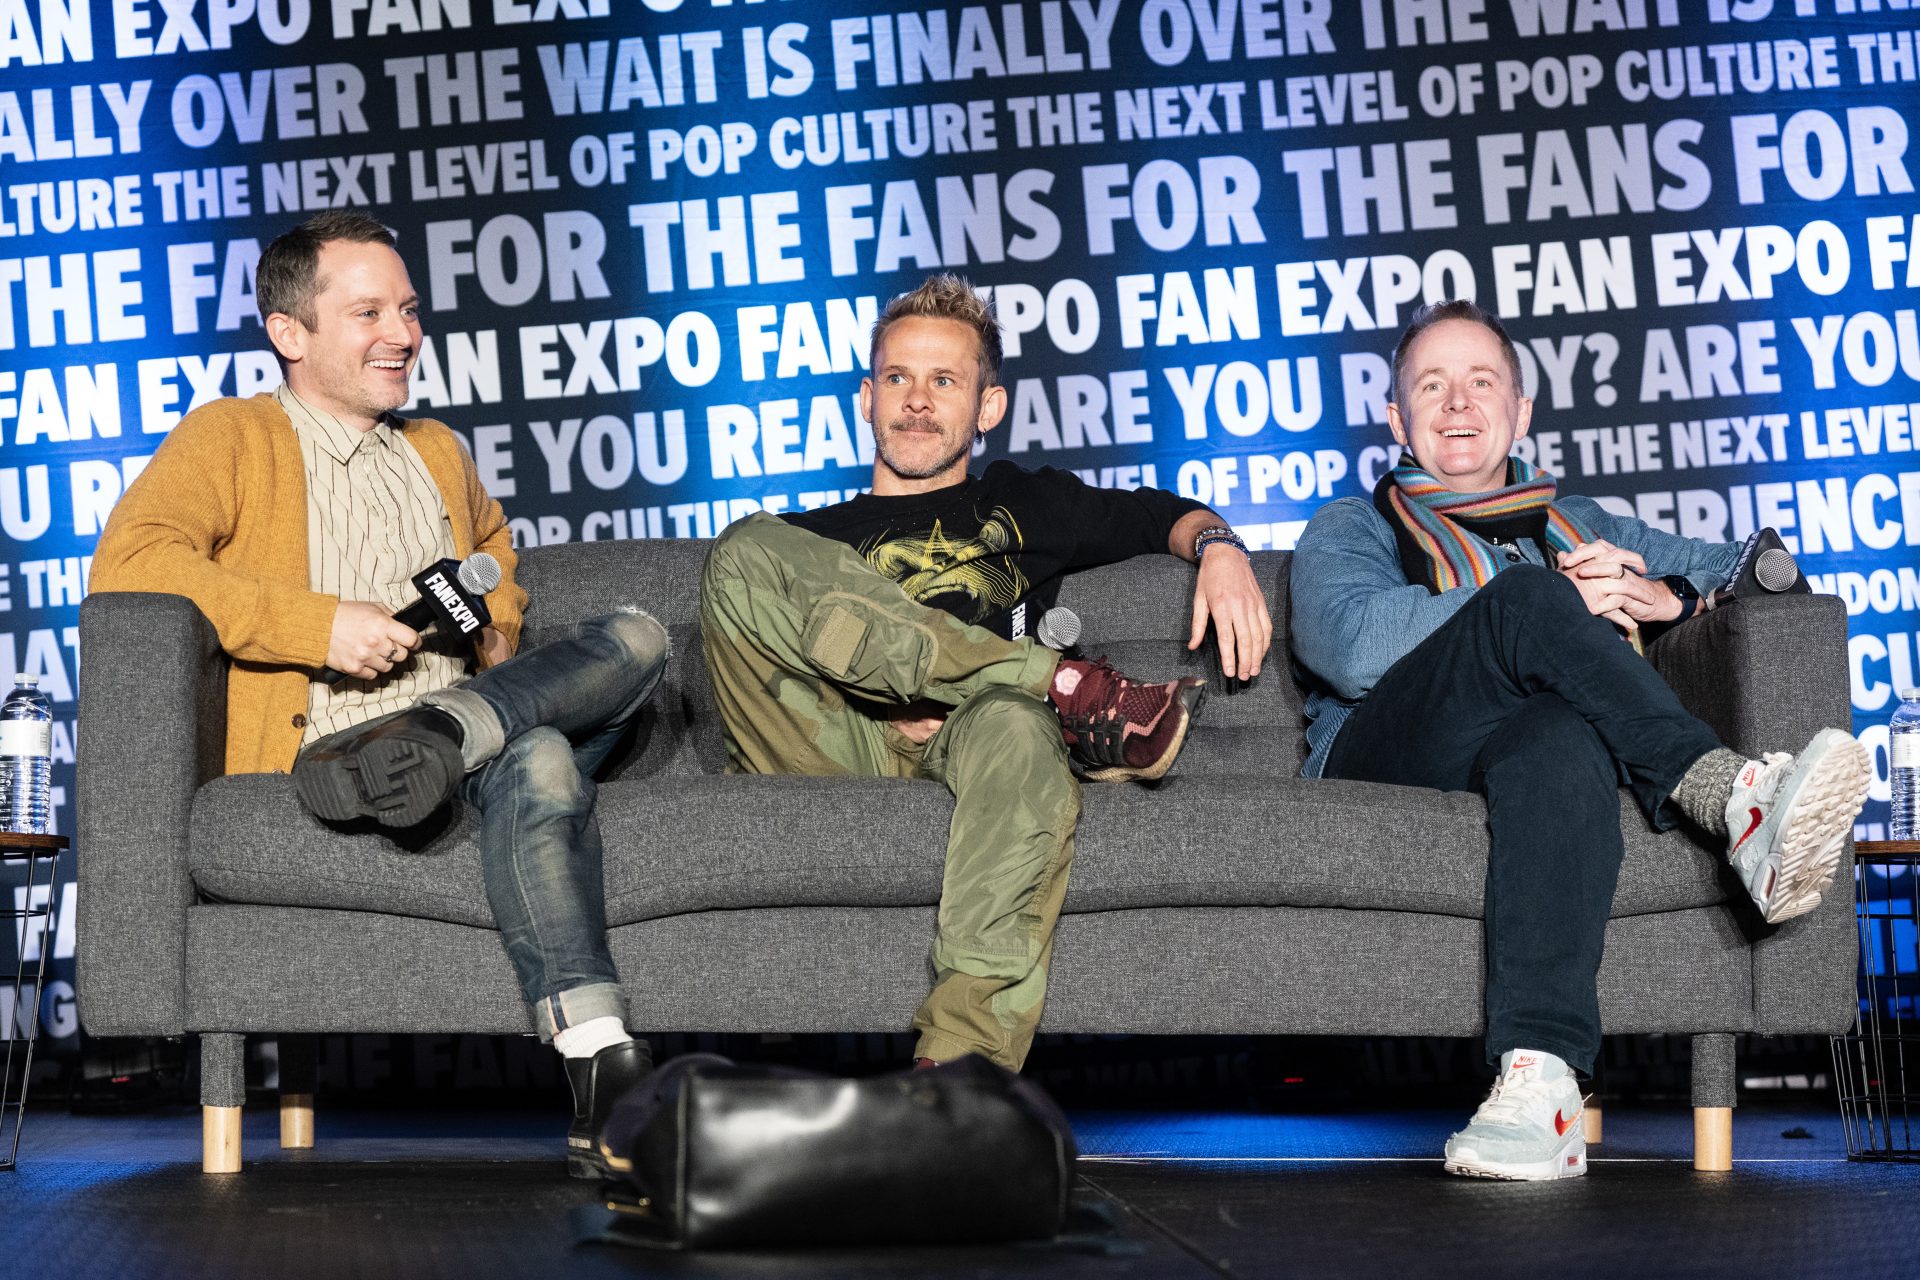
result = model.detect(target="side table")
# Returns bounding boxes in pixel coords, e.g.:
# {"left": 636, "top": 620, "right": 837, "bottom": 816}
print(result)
{"left": 1, "top": 831, "right": 68, "bottom": 1171}
{"left": 1832, "top": 839, "right": 1920, "bottom": 1161}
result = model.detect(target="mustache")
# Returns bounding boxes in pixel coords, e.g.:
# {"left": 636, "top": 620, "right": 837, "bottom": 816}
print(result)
{"left": 888, "top": 416, "right": 943, "bottom": 433}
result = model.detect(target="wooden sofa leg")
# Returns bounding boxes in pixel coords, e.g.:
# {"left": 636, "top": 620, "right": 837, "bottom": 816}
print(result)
{"left": 279, "top": 1034, "right": 316, "bottom": 1150}
{"left": 204, "top": 1107, "right": 242, "bottom": 1173}
{"left": 1694, "top": 1108, "right": 1733, "bottom": 1171}
{"left": 1691, "top": 1033, "right": 1736, "bottom": 1172}
{"left": 280, "top": 1095, "right": 315, "bottom": 1149}
{"left": 1583, "top": 1099, "right": 1602, "bottom": 1146}
{"left": 200, "top": 1032, "right": 245, "bottom": 1174}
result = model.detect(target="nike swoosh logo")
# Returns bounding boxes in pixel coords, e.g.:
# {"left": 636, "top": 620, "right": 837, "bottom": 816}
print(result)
{"left": 1730, "top": 806, "right": 1763, "bottom": 854}
{"left": 1555, "top": 1109, "right": 1579, "bottom": 1137}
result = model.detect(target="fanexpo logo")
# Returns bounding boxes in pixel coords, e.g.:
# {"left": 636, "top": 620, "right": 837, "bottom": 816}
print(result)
{"left": 421, "top": 571, "right": 482, "bottom": 635}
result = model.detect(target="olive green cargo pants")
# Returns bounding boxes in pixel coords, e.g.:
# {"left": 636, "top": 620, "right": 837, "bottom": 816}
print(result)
{"left": 699, "top": 513, "right": 1077, "bottom": 1068}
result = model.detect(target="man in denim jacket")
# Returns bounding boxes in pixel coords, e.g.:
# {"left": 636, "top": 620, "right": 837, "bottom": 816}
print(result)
{"left": 1290, "top": 300, "right": 1868, "bottom": 1180}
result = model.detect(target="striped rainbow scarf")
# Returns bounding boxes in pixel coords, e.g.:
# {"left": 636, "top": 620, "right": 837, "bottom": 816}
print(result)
{"left": 1379, "top": 457, "right": 1594, "bottom": 593}
{"left": 1377, "top": 457, "right": 1644, "bottom": 652}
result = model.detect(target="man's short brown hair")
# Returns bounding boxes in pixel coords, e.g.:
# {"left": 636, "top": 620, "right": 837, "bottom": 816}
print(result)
{"left": 1390, "top": 299, "right": 1524, "bottom": 406}
{"left": 868, "top": 274, "right": 1003, "bottom": 390}
{"left": 255, "top": 211, "right": 397, "bottom": 329}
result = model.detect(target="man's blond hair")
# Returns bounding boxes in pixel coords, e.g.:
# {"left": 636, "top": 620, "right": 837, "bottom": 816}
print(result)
{"left": 868, "top": 274, "right": 1003, "bottom": 389}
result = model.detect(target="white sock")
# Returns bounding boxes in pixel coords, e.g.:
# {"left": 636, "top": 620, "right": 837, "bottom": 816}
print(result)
{"left": 1501, "top": 1048, "right": 1571, "bottom": 1081}
{"left": 552, "top": 1015, "right": 633, "bottom": 1060}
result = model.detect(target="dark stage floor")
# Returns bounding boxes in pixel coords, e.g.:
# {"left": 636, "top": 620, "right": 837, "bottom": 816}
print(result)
{"left": 4, "top": 1101, "right": 1917, "bottom": 1278}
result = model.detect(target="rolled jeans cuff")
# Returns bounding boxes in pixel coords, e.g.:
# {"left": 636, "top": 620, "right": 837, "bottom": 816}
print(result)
{"left": 418, "top": 685, "right": 505, "bottom": 772}
{"left": 533, "top": 981, "right": 628, "bottom": 1042}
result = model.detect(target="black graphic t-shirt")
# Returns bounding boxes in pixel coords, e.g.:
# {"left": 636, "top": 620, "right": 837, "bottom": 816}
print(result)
{"left": 782, "top": 461, "right": 1206, "bottom": 640}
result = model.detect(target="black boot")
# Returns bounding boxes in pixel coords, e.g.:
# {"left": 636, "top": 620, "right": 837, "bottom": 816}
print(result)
{"left": 564, "top": 1039, "right": 654, "bottom": 1180}
{"left": 293, "top": 705, "right": 466, "bottom": 827}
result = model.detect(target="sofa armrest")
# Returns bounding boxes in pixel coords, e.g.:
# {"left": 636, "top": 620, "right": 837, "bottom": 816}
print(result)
{"left": 1648, "top": 592, "right": 1851, "bottom": 758}
{"left": 1649, "top": 592, "right": 1859, "bottom": 1034}
{"left": 76, "top": 592, "right": 229, "bottom": 1036}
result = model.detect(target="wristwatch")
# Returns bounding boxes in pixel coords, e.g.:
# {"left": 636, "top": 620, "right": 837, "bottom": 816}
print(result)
{"left": 1661, "top": 574, "right": 1700, "bottom": 623}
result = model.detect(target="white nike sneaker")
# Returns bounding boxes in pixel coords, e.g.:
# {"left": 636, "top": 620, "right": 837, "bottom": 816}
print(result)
{"left": 1443, "top": 1050, "right": 1587, "bottom": 1181}
{"left": 1725, "top": 729, "right": 1870, "bottom": 925}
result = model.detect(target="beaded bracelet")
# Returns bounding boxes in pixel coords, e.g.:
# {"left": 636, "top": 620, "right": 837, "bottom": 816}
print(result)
{"left": 1193, "top": 526, "right": 1248, "bottom": 559}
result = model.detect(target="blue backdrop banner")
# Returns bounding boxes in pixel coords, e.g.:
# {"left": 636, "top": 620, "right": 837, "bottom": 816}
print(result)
{"left": 3, "top": 0, "right": 1919, "bottom": 1043}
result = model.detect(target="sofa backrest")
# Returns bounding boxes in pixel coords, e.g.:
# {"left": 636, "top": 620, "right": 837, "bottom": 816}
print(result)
{"left": 512, "top": 539, "right": 1306, "bottom": 779}
{"left": 513, "top": 538, "right": 726, "bottom": 778}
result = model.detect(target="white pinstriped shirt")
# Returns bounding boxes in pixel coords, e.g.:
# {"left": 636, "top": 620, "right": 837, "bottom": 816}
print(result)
{"left": 277, "top": 384, "right": 464, "bottom": 744}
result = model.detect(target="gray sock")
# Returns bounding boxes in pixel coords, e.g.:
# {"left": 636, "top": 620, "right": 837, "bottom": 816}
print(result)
{"left": 1668, "top": 748, "right": 1747, "bottom": 836}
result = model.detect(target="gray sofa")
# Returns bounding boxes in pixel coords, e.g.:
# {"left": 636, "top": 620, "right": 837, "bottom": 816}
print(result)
{"left": 76, "top": 539, "right": 1859, "bottom": 1172}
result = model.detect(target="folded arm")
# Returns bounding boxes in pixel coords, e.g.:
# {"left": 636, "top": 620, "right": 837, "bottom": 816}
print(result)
{"left": 1553, "top": 497, "right": 1742, "bottom": 633}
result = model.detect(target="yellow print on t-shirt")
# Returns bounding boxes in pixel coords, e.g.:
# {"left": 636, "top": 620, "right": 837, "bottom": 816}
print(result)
{"left": 861, "top": 507, "right": 1029, "bottom": 626}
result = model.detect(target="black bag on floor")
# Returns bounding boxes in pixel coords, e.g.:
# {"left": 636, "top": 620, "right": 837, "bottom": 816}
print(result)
{"left": 584, "top": 1052, "right": 1077, "bottom": 1250}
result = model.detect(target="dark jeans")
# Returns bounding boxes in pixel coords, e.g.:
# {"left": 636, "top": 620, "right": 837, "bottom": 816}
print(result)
{"left": 446, "top": 611, "right": 669, "bottom": 1039}
{"left": 1323, "top": 566, "right": 1721, "bottom": 1075}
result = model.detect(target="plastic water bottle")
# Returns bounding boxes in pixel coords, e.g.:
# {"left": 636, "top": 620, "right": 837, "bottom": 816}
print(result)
{"left": 1893, "top": 688, "right": 1920, "bottom": 841}
{"left": 0, "top": 675, "right": 53, "bottom": 835}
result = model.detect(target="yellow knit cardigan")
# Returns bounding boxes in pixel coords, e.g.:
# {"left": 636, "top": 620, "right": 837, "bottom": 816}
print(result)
{"left": 89, "top": 394, "right": 528, "bottom": 776}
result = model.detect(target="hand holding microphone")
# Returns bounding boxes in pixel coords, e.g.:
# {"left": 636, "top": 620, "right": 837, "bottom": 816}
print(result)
{"left": 327, "top": 601, "right": 422, "bottom": 682}
{"left": 321, "top": 553, "right": 500, "bottom": 684}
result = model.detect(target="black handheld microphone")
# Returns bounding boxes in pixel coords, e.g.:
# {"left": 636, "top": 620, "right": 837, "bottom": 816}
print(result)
{"left": 1708, "top": 528, "right": 1807, "bottom": 612}
{"left": 320, "top": 553, "right": 500, "bottom": 685}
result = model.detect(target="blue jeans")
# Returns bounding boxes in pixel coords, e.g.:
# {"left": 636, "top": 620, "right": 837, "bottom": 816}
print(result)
{"left": 425, "top": 611, "right": 669, "bottom": 1040}
{"left": 1322, "top": 567, "right": 1721, "bottom": 1075}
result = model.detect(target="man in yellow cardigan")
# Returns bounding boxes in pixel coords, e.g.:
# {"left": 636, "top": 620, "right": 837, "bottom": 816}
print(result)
{"left": 90, "top": 211, "right": 667, "bottom": 1179}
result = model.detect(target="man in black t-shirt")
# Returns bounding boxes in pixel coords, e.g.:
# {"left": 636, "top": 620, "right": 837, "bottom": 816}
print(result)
{"left": 782, "top": 459, "right": 1207, "bottom": 644}
{"left": 699, "top": 274, "right": 1270, "bottom": 1069}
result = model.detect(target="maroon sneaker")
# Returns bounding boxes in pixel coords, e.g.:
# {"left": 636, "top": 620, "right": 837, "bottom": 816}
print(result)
{"left": 1047, "top": 657, "right": 1205, "bottom": 783}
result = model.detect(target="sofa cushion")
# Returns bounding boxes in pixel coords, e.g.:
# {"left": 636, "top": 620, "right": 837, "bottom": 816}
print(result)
{"left": 189, "top": 772, "right": 1736, "bottom": 930}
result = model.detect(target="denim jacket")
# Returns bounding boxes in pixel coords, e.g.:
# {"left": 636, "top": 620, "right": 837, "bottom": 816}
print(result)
{"left": 1289, "top": 493, "right": 1741, "bottom": 778}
